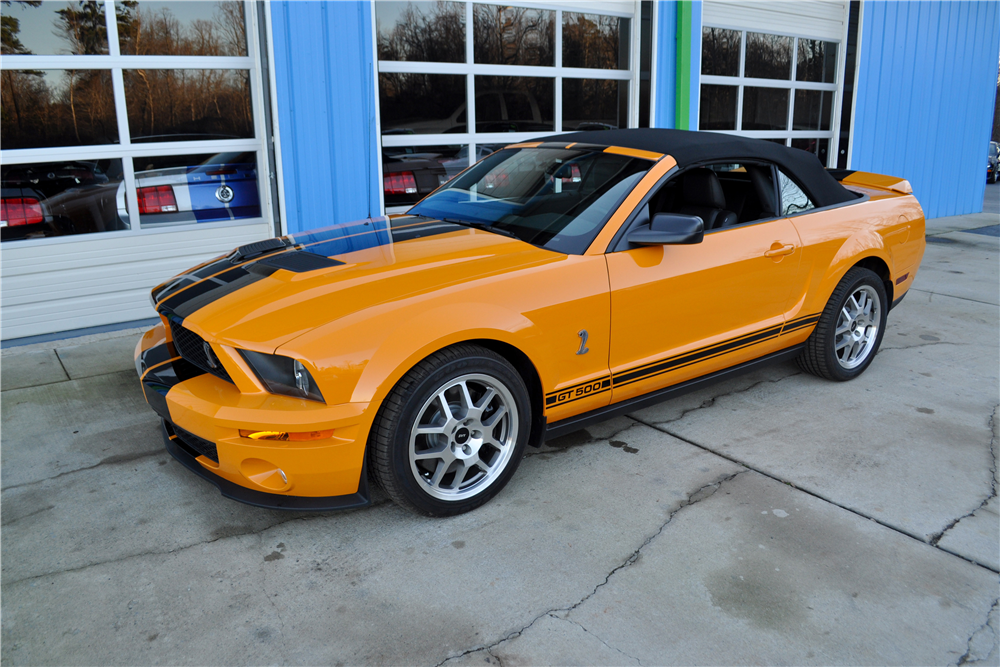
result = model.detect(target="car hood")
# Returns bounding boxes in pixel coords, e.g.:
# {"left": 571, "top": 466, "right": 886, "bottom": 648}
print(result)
{"left": 159, "top": 216, "right": 565, "bottom": 351}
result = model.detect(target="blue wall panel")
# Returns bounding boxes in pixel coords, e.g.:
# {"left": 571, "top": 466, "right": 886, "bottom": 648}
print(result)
{"left": 270, "top": 1, "right": 380, "bottom": 234}
{"left": 852, "top": 1, "right": 1000, "bottom": 219}
{"left": 653, "top": 1, "right": 677, "bottom": 128}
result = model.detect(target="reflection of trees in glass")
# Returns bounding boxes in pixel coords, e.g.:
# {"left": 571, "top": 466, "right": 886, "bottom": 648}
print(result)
{"left": 1, "top": 69, "right": 118, "bottom": 149}
{"left": 797, "top": 39, "right": 836, "bottom": 83}
{"left": 563, "top": 79, "right": 623, "bottom": 129}
{"left": 699, "top": 84, "right": 737, "bottom": 130}
{"left": 124, "top": 69, "right": 252, "bottom": 141}
{"left": 378, "top": 73, "right": 465, "bottom": 133}
{"left": 1, "top": 0, "right": 41, "bottom": 55}
{"left": 376, "top": 1, "right": 464, "bottom": 63}
{"left": 778, "top": 171, "right": 814, "bottom": 214}
{"left": 117, "top": 1, "right": 246, "bottom": 56}
{"left": 473, "top": 4, "right": 553, "bottom": 66}
{"left": 563, "top": 13, "right": 624, "bottom": 70}
{"left": 745, "top": 32, "right": 791, "bottom": 80}
{"left": 701, "top": 27, "right": 740, "bottom": 76}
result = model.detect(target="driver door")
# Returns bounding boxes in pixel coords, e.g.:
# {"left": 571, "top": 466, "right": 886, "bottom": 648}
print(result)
{"left": 607, "top": 206, "right": 804, "bottom": 404}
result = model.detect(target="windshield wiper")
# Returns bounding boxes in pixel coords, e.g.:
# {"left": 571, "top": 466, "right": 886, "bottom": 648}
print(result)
{"left": 441, "top": 217, "right": 519, "bottom": 240}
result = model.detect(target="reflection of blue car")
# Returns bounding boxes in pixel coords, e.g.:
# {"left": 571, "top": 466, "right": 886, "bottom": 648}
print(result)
{"left": 123, "top": 152, "right": 261, "bottom": 225}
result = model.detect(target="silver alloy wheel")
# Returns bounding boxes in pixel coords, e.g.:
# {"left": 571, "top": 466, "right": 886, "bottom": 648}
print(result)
{"left": 834, "top": 285, "right": 882, "bottom": 369}
{"left": 408, "top": 373, "right": 519, "bottom": 501}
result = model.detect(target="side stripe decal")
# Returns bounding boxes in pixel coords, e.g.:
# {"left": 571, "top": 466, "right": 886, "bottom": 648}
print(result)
{"left": 543, "top": 313, "right": 822, "bottom": 409}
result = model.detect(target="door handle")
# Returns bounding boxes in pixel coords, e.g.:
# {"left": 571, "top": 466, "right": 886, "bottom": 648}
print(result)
{"left": 764, "top": 243, "right": 795, "bottom": 258}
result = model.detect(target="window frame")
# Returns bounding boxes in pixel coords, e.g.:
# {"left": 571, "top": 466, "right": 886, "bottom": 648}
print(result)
{"left": 375, "top": 0, "right": 639, "bottom": 214}
{"left": 0, "top": 0, "right": 275, "bottom": 248}
{"left": 698, "top": 24, "right": 841, "bottom": 166}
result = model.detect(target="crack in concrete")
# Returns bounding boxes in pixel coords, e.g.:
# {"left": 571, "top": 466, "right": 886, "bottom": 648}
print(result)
{"left": 555, "top": 614, "right": 643, "bottom": 665}
{"left": 436, "top": 470, "right": 747, "bottom": 667}
{"left": 650, "top": 371, "right": 802, "bottom": 426}
{"left": 0, "top": 449, "right": 164, "bottom": 493}
{"left": 956, "top": 598, "right": 999, "bottom": 666}
{"left": 880, "top": 340, "right": 970, "bottom": 352}
{"left": 931, "top": 405, "right": 999, "bottom": 547}
{"left": 633, "top": 417, "right": 1000, "bottom": 575}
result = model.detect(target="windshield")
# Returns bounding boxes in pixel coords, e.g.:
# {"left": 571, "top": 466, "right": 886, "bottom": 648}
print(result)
{"left": 409, "top": 147, "right": 652, "bottom": 254}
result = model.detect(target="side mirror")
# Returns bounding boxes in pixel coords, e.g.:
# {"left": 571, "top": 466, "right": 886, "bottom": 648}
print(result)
{"left": 627, "top": 212, "right": 705, "bottom": 246}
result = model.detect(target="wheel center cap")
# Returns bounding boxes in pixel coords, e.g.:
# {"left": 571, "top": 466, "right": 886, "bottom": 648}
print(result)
{"left": 455, "top": 428, "right": 470, "bottom": 445}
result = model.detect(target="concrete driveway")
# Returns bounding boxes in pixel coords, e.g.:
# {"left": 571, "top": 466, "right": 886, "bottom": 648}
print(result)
{"left": 2, "top": 195, "right": 998, "bottom": 665}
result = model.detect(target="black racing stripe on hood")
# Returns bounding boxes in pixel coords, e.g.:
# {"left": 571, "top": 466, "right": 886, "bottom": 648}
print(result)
{"left": 159, "top": 266, "right": 269, "bottom": 319}
{"left": 153, "top": 217, "right": 462, "bottom": 319}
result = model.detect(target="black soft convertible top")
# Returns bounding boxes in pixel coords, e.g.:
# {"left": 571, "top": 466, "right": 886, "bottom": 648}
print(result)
{"left": 540, "top": 128, "right": 857, "bottom": 208}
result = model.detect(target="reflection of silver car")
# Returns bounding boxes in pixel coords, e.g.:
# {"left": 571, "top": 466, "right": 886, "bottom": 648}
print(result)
{"left": 440, "top": 144, "right": 503, "bottom": 177}
{"left": 120, "top": 152, "right": 261, "bottom": 226}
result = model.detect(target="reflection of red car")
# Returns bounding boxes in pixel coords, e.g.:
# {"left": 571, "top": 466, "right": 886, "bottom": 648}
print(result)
{"left": 1, "top": 161, "right": 127, "bottom": 242}
{"left": 382, "top": 152, "right": 448, "bottom": 206}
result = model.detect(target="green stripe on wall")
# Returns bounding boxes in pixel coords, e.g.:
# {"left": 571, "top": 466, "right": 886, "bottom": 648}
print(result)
{"left": 675, "top": 1, "right": 692, "bottom": 130}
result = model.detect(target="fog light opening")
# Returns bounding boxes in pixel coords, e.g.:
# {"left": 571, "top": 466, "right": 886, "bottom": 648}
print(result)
{"left": 240, "top": 429, "right": 335, "bottom": 441}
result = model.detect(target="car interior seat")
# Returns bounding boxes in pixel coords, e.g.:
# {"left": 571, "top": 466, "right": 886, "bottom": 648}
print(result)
{"left": 747, "top": 165, "right": 778, "bottom": 218}
{"left": 678, "top": 168, "right": 738, "bottom": 230}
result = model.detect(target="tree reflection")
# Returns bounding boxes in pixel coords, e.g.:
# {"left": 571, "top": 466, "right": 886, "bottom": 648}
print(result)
{"left": 473, "top": 4, "right": 553, "bottom": 66}
{"left": 563, "top": 13, "right": 625, "bottom": 70}
{"left": 376, "top": 1, "right": 464, "bottom": 63}
{"left": 745, "top": 32, "right": 791, "bottom": 80}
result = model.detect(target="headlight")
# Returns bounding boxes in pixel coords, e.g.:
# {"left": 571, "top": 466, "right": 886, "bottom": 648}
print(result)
{"left": 239, "top": 350, "right": 325, "bottom": 403}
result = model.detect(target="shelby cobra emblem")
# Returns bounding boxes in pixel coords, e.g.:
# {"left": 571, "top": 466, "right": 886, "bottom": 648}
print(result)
{"left": 215, "top": 185, "right": 235, "bottom": 203}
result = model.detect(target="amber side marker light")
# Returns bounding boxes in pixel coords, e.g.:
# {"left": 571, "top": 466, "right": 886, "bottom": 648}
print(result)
{"left": 240, "top": 429, "right": 335, "bottom": 441}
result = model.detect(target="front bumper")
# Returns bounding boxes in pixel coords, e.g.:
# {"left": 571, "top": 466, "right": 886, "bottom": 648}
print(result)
{"left": 163, "top": 420, "right": 370, "bottom": 510}
{"left": 137, "top": 323, "right": 373, "bottom": 510}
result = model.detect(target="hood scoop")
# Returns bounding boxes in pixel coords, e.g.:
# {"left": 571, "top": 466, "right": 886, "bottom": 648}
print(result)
{"left": 232, "top": 237, "right": 287, "bottom": 262}
{"left": 247, "top": 250, "right": 345, "bottom": 276}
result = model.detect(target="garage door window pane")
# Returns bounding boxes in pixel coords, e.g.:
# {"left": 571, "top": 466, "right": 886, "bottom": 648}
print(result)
{"left": 793, "top": 89, "right": 833, "bottom": 131}
{"left": 474, "top": 4, "right": 554, "bottom": 66}
{"left": 563, "top": 79, "right": 627, "bottom": 130}
{"left": 132, "top": 152, "right": 260, "bottom": 227}
{"left": 116, "top": 1, "right": 247, "bottom": 57}
{"left": 742, "top": 87, "right": 789, "bottom": 130}
{"left": 563, "top": 13, "right": 629, "bottom": 70}
{"left": 376, "top": 1, "right": 465, "bottom": 63}
{"left": 701, "top": 27, "right": 741, "bottom": 77}
{"left": 699, "top": 84, "right": 737, "bottom": 130}
{"left": 124, "top": 69, "right": 253, "bottom": 142}
{"left": 791, "top": 138, "right": 830, "bottom": 165}
{"left": 0, "top": 1, "right": 109, "bottom": 55}
{"left": 745, "top": 32, "right": 792, "bottom": 80}
{"left": 797, "top": 39, "right": 837, "bottom": 83}
{"left": 2, "top": 159, "right": 128, "bottom": 242}
{"left": 1, "top": 70, "right": 118, "bottom": 149}
{"left": 474, "top": 76, "right": 553, "bottom": 132}
{"left": 379, "top": 73, "right": 466, "bottom": 135}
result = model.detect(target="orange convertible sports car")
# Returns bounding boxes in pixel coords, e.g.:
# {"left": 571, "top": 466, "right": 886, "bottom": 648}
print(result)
{"left": 136, "top": 129, "right": 925, "bottom": 516}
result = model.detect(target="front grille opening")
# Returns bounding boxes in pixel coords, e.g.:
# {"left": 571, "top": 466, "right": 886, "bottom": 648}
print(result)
{"left": 168, "top": 320, "right": 233, "bottom": 384}
{"left": 172, "top": 423, "right": 219, "bottom": 463}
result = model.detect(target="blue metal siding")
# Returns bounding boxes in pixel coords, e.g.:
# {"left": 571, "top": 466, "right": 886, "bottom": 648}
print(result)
{"left": 653, "top": 1, "right": 677, "bottom": 128}
{"left": 852, "top": 1, "right": 1000, "bottom": 218}
{"left": 270, "top": 1, "right": 380, "bottom": 234}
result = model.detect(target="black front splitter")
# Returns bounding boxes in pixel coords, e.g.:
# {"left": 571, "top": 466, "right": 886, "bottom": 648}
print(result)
{"left": 161, "top": 420, "right": 371, "bottom": 511}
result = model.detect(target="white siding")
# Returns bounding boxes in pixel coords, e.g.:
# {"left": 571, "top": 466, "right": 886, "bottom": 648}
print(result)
{"left": 703, "top": 1, "right": 848, "bottom": 40}
{"left": 1, "top": 223, "right": 271, "bottom": 340}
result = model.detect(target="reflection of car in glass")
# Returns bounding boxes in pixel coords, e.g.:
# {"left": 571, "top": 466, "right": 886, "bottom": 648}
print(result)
{"left": 382, "top": 151, "right": 448, "bottom": 207}
{"left": 137, "top": 129, "right": 925, "bottom": 517}
{"left": 1, "top": 161, "right": 128, "bottom": 242}
{"left": 440, "top": 144, "right": 503, "bottom": 178}
{"left": 125, "top": 152, "right": 261, "bottom": 225}
{"left": 384, "top": 90, "right": 551, "bottom": 135}
{"left": 988, "top": 141, "right": 999, "bottom": 184}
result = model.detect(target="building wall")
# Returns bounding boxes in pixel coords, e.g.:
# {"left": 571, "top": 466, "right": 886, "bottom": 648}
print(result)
{"left": 653, "top": 0, "right": 702, "bottom": 130}
{"left": 851, "top": 0, "right": 1000, "bottom": 219}
{"left": 270, "top": 1, "right": 381, "bottom": 234}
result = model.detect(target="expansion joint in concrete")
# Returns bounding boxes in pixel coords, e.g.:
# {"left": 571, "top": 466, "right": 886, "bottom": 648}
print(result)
{"left": 633, "top": 417, "right": 1000, "bottom": 575}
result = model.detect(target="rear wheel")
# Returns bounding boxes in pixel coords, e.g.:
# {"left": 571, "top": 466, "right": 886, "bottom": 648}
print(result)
{"left": 797, "top": 267, "right": 888, "bottom": 381}
{"left": 369, "top": 344, "right": 530, "bottom": 516}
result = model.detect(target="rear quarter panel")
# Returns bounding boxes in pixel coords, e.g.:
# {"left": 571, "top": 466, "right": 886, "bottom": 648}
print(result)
{"left": 786, "top": 192, "right": 925, "bottom": 330}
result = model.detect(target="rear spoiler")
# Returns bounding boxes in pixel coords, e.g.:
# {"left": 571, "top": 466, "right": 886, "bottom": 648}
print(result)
{"left": 827, "top": 169, "right": 913, "bottom": 195}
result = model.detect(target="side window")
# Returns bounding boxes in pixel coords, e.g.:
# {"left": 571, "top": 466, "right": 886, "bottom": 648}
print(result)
{"left": 778, "top": 170, "right": 815, "bottom": 215}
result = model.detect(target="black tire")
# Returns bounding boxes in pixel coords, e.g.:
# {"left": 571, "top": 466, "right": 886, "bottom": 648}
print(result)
{"left": 368, "top": 344, "right": 531, "bottom": 516}
{"left": 797, "top": 267, "right": 888, "bottom": 382}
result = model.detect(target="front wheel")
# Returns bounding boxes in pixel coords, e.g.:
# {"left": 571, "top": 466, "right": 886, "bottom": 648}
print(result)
{"left": 369, "top": 344, "right": 531, "bottom": 516}
{"left": 797, "top": 267, "right": 888, "bottom": 381}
